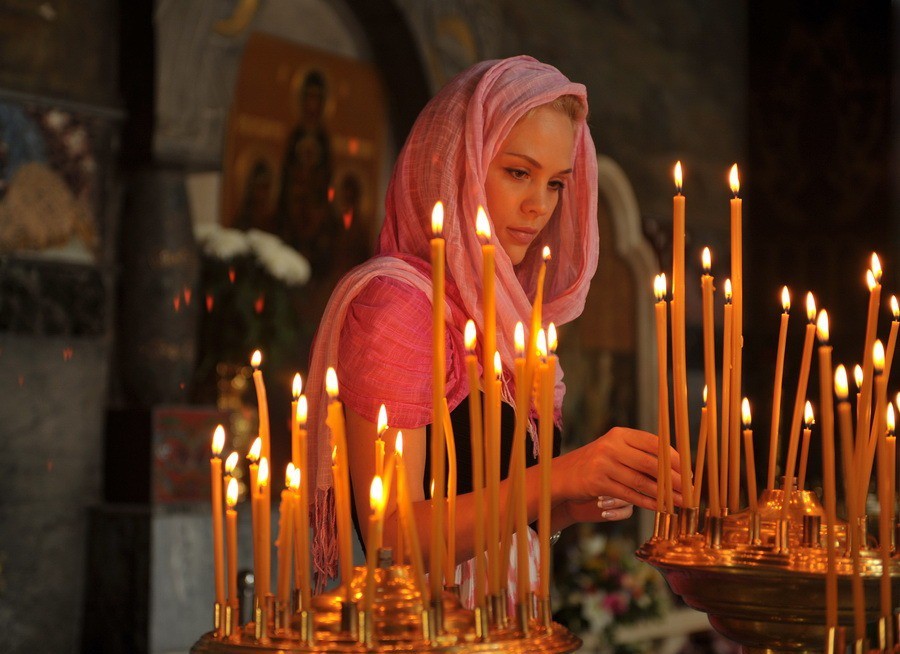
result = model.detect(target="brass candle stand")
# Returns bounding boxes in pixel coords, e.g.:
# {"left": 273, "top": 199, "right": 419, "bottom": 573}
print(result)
{"left": 638, "top": 486, "right": 900, "bottom": 654}
{"left": 190, "top": 556, "right": 581, "bottom": 653}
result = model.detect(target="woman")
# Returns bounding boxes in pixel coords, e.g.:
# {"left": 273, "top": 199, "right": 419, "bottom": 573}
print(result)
{"left": 306, "top": 56, "right": 682, "bottom": 600}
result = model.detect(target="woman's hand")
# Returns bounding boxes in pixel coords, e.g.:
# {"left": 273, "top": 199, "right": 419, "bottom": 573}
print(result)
{"left": 553, "top": 427, "right": 683, "bottom": 512}
{"left": 559, "top": 496, "right": 634, "bottom": 524}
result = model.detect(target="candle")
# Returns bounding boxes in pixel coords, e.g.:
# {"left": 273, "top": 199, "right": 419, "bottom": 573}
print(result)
{"left": 700, "top": 251, "right": 720, "bottom": 513}
{"left": 463, "top": 320, "right": 486, "bottom": 605}
{"left": 395, "top": 434, "right": 428, "bottom": 601}
{"left": 884, "top": 296, "right": 899, "bottom": 386}
{"left": 511, "top": 322, "right": 531, "bottom": 605}
{"left": 291, "top": 374, "right": 302, "bottom": 469}
{"left": 728, "top": 164, "right": 744, "bottom": 514}
{"left": 276, "top": 464, "right": 295, "bottom": 606}
{"left": 720, "top": 280, "right": 733, "bottom": 510}
{"left": 210, "top": 425, "right": 226, "bottom": 618}
{"left": 224, "top": 452, "right": 239, "bottom": 493}
{"left": 226, "top": 477, "right": 239, "bottom": 617}
{"left": 476, "top": 207, "right": 500, "bottom": 596}
{"left": 695, "top": 386, "right": 708, "bottom": 506}
{"left": 442, "top": 398, "right": 457, "bottom": 584}
{"left": 768, "top": 287, "right": 791, "bottom": 489}
{"left": 325, "top": 368, "right": 353, "bottom": 600}
{"left": 797, "top": 401, "right": 814, "bottom": 492}
{"left": 537, "top": 329, "right": 553, "bottom": 599}
{"left": 653, "top": 274, "right": 675, "bottom": 514}
{"left": 247, "top": 437, "right": 261, "bottom": 583}
{"left": 488, "top": 350, "right": 503, "bottom": 596}
{"left": 250, "top": 350, "right": 271, "bottom": 463}
{"left": 856, "top": 257, "right": 882, "bottom": 473}
{"left": 781, "top": 293, "right": 817, "bottom": 520}
{"left": 430, "top": 200, "right": 446, "bottom": 596}
{"left": 294, "top": 397, "right": 310, "bottom": 604}
{"left": 363, "top": 475, "right": 386, "bottom": 614}
{"left": 816, "top": 310, "right": 838, "bottom": 629}
{"left": 526, "top": 246, "right": 551, "bottom": 382}
{"left": 257, "top": 457, "right": 271, "bottom": 602}
{"left": 877, "top": 400, "right": 893, "bottom": 625}
{"left": 376, "top": 404, "right": 387, "bottom": 478}
{"left": 671, "top": 162, "right": 693, "bottom": 508}
{"left": 741, "top": 399, "right": 758, "bottom": 512}
{"left": 859, "top": 341, "right": 886, "bottom": 515}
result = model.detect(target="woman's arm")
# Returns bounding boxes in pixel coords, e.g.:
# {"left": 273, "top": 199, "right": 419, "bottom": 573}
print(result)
{"left": 346, "top": 405, "right": 683, "bottom": 568}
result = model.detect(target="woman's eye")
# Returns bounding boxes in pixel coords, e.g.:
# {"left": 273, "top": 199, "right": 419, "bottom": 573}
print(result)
{"left": 506, "top": 168, "right": 528, "bottom": 180}
{"left": 550, "top": 180, "right": 566, "bottom": 191}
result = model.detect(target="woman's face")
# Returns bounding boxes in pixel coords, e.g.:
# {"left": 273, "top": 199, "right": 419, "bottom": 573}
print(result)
{"left": 484, "top": 105, "right": 575, "bottom": 266}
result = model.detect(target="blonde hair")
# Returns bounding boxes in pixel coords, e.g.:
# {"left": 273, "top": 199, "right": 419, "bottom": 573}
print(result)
{"left": 524, "top": 94, "right": 587, "bottom": 124}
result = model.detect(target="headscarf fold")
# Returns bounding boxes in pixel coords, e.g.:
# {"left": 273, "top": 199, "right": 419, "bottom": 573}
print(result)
{"left": 309, "top": 55, "right": 599, "bottom": 585}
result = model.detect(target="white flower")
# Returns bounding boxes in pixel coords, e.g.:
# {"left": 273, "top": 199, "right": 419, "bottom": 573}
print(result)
{"left": 581, "top": 532, "right": 607, "bottom": 558}
{"left": 195, "top": 224, "right": 251, "bottom": 259}
{"left": 246, "top": 229, "right": 311, "bottom": 286}
{"left": 582, "top": 591, "right": 613, "bottom": 633}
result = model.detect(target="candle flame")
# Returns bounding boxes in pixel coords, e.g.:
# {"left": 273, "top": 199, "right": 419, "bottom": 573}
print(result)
{"left": 226, "top": 477, "right": 239, "bottom": 508}
{"left": 866, "top": 269, "right": 877, "bottom": 292}
{"left": 703, "top": 384, "right": 708, "bottom": 405}
{"left": 804, "top": 400, "right": 814, "bottom": 427}
{"left": 325, "top": 367, "right": 339, "bottom": 399}
{"left": 674, "top": 161, "right": 683, "bottom": 193}
{"left": 834, "top": 365, "right": 849, "bottom": 401}
{"left": 258, "top": 457, "right": 269, "bottom": 487}
{"left": 395, "top": 432, "right": 404, "bottom": 456}
{"left": 892, "top": 295, "right": 899, "bottom": 320}
{"left": 741, "top": 397, "right": 751, "bottom": 428}
{"left": 729, "top": 163, "right": 740, "bottom": 196}
{"left": 377, "top": 404, "right": 388, "bottom": 436}
{"left": 871, "top": 252, "right": 882, "bottom": 283}
{"left": 514, "top": 322, "right": 525, "bottom": 357}
{"left": 781, "top": 286, "right": 790, "bottom": 312}
{"left": 251, "top": 349, "right": 262, "bottom": 368}
{"left": 654, "top": 273, "right": 667, "bottom": 302}
{"left": 816, "top": 309, "right": 829, "bottom": 343}
{"left": 701, "top": 247, "right": 711, "bottom": 272}
{"left": 873, "top": 340, "right": 885, "bottom": 374}
{"left": 895, "top": 392, "right": 900, "bottom": 416}
{"left": 464, "top": 320, "right": 477, "bottom": 352}
{"left": 542, "top": 246, "right": 551, "bottom": 261}
{"left": 224, "top": 451, "right": 239, "bottom": 475}
{"left": 290, "top": 468, "right": 301, "bottom": 491}
{"left": 370, "top": 475, "right": 385, "bottom": 512}
{"left": 297, "top": 395, "right": 308, "bottom": 425}
{"left": 724, "top": 279, "right": 733, "bottom": 302}
{"left": 805, "top": 292, "right": 816, "bottom": 323}
{"left": 854, "top": 365, "right": 864, "bottom": 390}
{"left": 548, "top": 323, "right": 558, "bottom": 353}
{"left": 286, "top": 462, "right": 296, "bottom": 488}
{"left": 431, "top": 201, "right": 444, "bottom": 236}
{"left": 475, "top": 206, "right": 491, "bottom": 240}
{"left": 537, "top": 329, "right": 548, "bottom": 358}
{"left": 332, "top": 446, "right": 337, "bottom": 465}
{"left": 248, "top": 436, "right": 262, "bottom": 463}
{"left": 887, "top": 404, "right": 895, "bottom": 434}
{"left": 493, "top": 351, "right": 502, "bottom": 378}
{"left": 212, "top": 424, "right": 225, "bottom": 457}
{"left": 292, "top": 373, "right": 302, "bottom": 399}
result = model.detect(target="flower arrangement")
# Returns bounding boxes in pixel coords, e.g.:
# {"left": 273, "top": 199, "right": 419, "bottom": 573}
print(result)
{"left": 193, "top": 224, "right": 311, "bottom": 402}
{"left": 552, "top": 525, "right": 674, "bottom": 654}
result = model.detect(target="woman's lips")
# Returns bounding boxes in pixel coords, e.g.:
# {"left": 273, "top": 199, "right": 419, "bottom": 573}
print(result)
{"left": 505, "top": 226, "right": 537, "bottom": 245}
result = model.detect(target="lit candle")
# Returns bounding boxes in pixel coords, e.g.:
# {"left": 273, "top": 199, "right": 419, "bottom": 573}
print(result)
{"left": 859, "top": 341, "right": 886, "bottom": 516}
{"left": 395, "top": 433, "right": 428, "bottom": 601}
{"left": 248, "top": 437, "right": 261, "bottom": 572}
{"left": 276, "top": 464, "right": 295, "bottom": 606}
{"left": 225, "top": 477, "right": 239, "bottom": 631}
{"left": 877, "top": 399, "right": 893, "bottom": 625}
{"left": 512, "top": 322, "right": 531, "bottom": 605}
{"left": 325, "top": 368, "right": 353, "bottom": 600}
{"left": 430, "top": 200, "right": 446, "bottom": 596}
{"left": 257, "top": 457, "right": 271, "bottom": 602}
{"left": 463, "top": 320, "right": 486, "bottom": 605}
{"left": 363, "top": 475, "right": 386, "bottom": 614}
{"left": 653, "top": 274, "right": 675, "bottom": 514}
{"left": 527, "top": 246, "right": 552, "bottom": 385}
{"left": 700, "top": 251, "right": 720, "bottom": 513}
{"left": 376, "top": 404, "right": 387, "bottom": 478}
{"left": 767, "top": 287, "right": 791, "bottom": 489}
{"left": 741, "top": 399, "right": 758, "bottom": 513}
{"left": 816, "top": 310, "right": 838, "bottom": 629}
{"left": 210, "top": 425, "right": 226, "bottom": 620}
{"left": 856, "top": 257, "right": 882, "bottom": 475}
{"left": 671, "top": 162, "right": 693, "bottom": 508}
{"left": 441, "top": 397, "right": 457, "bottom": 584}
{"left": 797, "top": 401, "right": 814, "bottom": 492}
{"left": 294, "top": 397, "right": 310, "bottom": 605}
{"left": 488, "top": 350, "right": 503, "bottom": 596}
{"left": 781, "top": 293, "right": 817, "bottom": 520}
{"left": 224, "top": 452, "right": 239, "bottom": 496}
{"left": 728, "top": 164, "right": 744, "bottom": 514}
{"left": 720, "top": 280, "right": 733, "bottom": 510}
{"left": 291, "top": 374, "right": 302, "bottom": 469}
{"left": 695, "top": 386, "right": 709, "bottom": 507}
{"left": 537, "top": 329, "right": 553, "bottom": 599}
{"left": 250, "top": 350, "right": 271, "bottom": 463}
{"left": 884, "top": 296, "right": 899, "bottom": 387}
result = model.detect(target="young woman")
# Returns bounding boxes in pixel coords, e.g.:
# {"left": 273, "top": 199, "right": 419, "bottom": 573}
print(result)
{"left": 305, "top": 55, "right": 682, "bottom": 601}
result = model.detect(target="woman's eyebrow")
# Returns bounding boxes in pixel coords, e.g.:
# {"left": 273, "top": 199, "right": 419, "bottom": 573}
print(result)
{"left": 505, "top": 151, "right": 572, "bottom": 175}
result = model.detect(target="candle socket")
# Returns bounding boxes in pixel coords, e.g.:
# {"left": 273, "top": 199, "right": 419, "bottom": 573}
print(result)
{"left": 444, "top": 584, "right": 460, "bottom": 597}
{"left": 748, "top": 511, "right": 761, "bottom": 545}
{"left": 213, "top": 601, "right": 222, "bottom": 635}
{"left": 430, "top": 597, "right": 444, "bottom": 636}
{"left": 802, "top": 514, "right": 822, "bottom": 548}
{"left": 474, "top": 605, "right": 489, "bottom": 640}
{"left": 775, "top": 518, "right": 790, "bottom": 552}
{"left": 825, "top": 625, "right": 838, "bottom": 654}
{"left": 516, "top": 596, "right": 532, "bottom": 636}
{"left": 358, "top": 609, "right": 374, "bottom": 647}
{"left": 292, "top": 588, "right": 302, "bottom": 614}
{"left": 378, "top": 546, "right": 394, "bottom": 568}
{"left": 273, "top": 600, "right": 289, "bottom": 633}
{"left": 537, "top": 596, "right": 553, "bottom": 629}
{"left": 667, "top": 513, "right": 680, "bottom": 540}
{"left": 705, "top": 515, "right": 724, "bottom": 549}
{"left": 223, "top": 604, "right": 233, "bottom": 639}
{"left": 858, "top": 516, "right": 869, "bottom": 549}
{"left": 253, "top": 603, "right": 268, "bottom": 642}
{"left": 339, "top": 600, "right": 358, "bottom": 634}
{"left": 853, "top": 637, "right": 868, "bottom": 654}
{"left": 879, "top": 615, "right": 893, "bottom": 652}
{"left": 489, "top": 592, "right": 507, "bottom": 628}
{"left": 679, "top": 507, "right": 700, "bottom": 537}
{"left": 653, "top": 511, "right": 670, "bottom": 539}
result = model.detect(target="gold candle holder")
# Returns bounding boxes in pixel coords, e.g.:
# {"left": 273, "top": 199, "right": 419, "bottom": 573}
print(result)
{"left": 802, "top": 514, "right": 822, "bottom": 548}
{"left": 748, "top": 511, "right": 761, "bottom": 545}
{"left": 680, "top": 507, "right": 700, "bottom": 537}
{"left": 706, "top": 515, "right": 724, "bottom": 549}
{"left": 223, "top": 605, "right": 233, "bottom": 639}
{"left": 213, "top": 601, "right": 222, "bottom": 635}
{"left": 339, "top": 600, "right": 358, "bottom": 634}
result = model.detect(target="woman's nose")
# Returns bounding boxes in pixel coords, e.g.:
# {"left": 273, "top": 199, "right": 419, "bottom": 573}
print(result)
{"left": 522, "top": 186, "right": 551, "bottom": 218}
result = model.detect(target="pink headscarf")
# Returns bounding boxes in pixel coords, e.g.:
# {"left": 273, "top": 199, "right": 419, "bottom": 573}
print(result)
{"left": 307, "top": 55, "right": 599, "bottom": 585}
